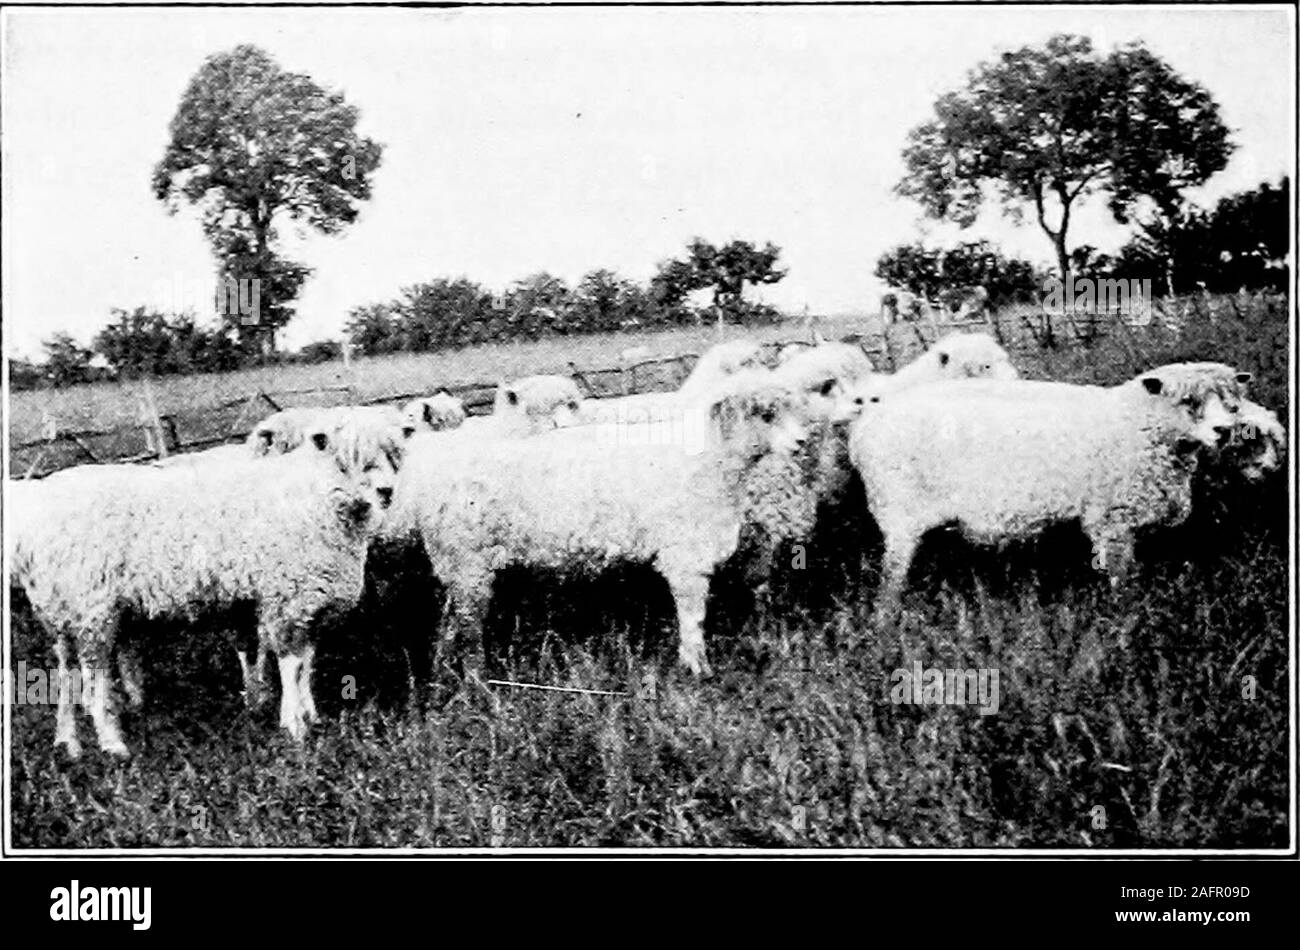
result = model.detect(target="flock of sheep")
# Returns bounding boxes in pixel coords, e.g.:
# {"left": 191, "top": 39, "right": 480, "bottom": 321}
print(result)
{"left": 9, "top": 330, "right": 1285, "bottom": 759}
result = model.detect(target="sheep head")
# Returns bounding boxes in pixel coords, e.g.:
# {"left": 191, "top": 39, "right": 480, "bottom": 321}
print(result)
{"left": 494, "top": 375, "right": 584, "bottom": 433}
{"left": 1134, "top": 362, "right": 1251, "bottom": 451}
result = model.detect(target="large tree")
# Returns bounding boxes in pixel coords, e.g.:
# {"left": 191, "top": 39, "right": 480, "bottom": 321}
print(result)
{"left": 655, "top": 238, "right": 786, "bottom": 326}
{"left": 152, "top": 45, "right": 383, "bottom": 354}
{"left": 41, "top": 333, "right": 95, "bottom": 388}
{"left": 896, "top": 35, "right": 1232, "bottom": 281}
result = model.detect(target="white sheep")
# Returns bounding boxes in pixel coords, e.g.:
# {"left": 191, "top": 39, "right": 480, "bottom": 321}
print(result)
{"left": 479, "top": 374, "right": 583, "bottom": 436}
{"left": 360, "top": 373, "right": 592, "bottom": 684}
{"left": 677, "top": 339, "right": 767, "bottom": 397}
{"left": 850, "top": 362, "right": 1251, "bottom": 608}
{"left": 10, "top": 417, "right": 405, "bottom": 757}
{"left": 388, "top": 372, "right": 834, "bottom": 677}
{"left": 580, "top": 338, "right": 770, "bottom": 432}
{"left": 151, "top": 443, "right": 252, "bottom": 468}
{"left": 1210, "top": 398, "right": 1285, "bottom": 483}
{"left": 774, "top": 339, "right": 875, "bottom": 408}
{"left": 246, "top": 407, "right": 326, "bottom": 455}
{"left": 402, "top": 390, "right": 467, "bottom": 433}
{"left": 249, "top": 404, "right": 410, "bottom": 454}
{"left": 877, "top": 332, "right": 1018, "bottom": 394}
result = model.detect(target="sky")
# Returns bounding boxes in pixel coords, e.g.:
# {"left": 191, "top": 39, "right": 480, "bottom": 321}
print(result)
{"left": 1, "top": 4, "right": 1294, "bottom": 358}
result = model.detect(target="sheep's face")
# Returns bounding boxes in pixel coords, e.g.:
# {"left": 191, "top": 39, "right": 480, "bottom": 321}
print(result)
{"left": 774, "top": 343, "right": 876, "bottom": 424}
{"left": 249, "top": 409, "right": 322, "bottom": 457}
{"left": 306, "top": 417, "right": 408, "bottom": 518}
{"left": 1221, "top": 402, "right": 1285, "bottom": 482}
{"left": 709, "top": 384, "right": 811, "bottom": 460}
{"left": 931, "top": 334, "right": 1019, "bottom": 381}
{"left": 496, "top": 376, "right": 584, "bottom": 433}
{"left": 1137, "top": 363, "right": 1251, "bottom": 450}
{"left": 404, "top": 391, "right": 467, "bottom": 434}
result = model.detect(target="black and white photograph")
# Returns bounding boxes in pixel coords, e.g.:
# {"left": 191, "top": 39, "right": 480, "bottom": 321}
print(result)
{"left": 1, "top": 0, "right": 1294, "bottom": 877}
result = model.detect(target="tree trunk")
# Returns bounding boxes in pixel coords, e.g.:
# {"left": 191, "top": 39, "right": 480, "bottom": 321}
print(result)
{"left": 1053, "top": 232, "right": 1070, "bottom": 286}
{"left": 252, "top": 205, "right": 273, "bottom": 359}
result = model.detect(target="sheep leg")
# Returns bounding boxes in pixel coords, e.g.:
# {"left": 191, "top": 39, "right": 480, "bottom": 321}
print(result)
{"left": 1087, "top": 524, "right": 1136, "bottom": 588}
{"left": 439, "top": 573, "right": 491, "bottom": 678}
{"left": 117, "top": 645, "right": 145, "bottom": 710}
{"left": 52, "top": 634, "right": 81, "bottom": 760}
{"left": 78, "top": 633, "right": 129, "bottom": 757}
{"left": 299, "top": 644, "right": 318, "bottom": 724}
{"left": 875, "top": 527, "right": 919, "bottom": 620}
{"left": 276, "top": 650, "right": 310, "bottom": 741}
{"left": 661, "top": 566, "right": 712, "bottom": 678}
{"left": 236, "top": 648, "right": 270, "bottom": 710}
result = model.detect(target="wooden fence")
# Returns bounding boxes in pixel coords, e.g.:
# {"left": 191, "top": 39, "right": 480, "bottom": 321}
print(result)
{"left": 8, "top": 303, "right": 1189, "bottom": 479}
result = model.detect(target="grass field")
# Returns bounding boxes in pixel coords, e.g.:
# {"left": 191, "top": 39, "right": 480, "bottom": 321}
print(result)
{"left": 7, "top": 293, "right": 1292, "bottom": 849}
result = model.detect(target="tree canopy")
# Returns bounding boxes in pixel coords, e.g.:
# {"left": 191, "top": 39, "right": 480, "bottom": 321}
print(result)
{"left": 153, "top": 45, "right": 383, "bottom": 354}
{"left": 897, "top": 35, "right": 1232, "bottom": 279}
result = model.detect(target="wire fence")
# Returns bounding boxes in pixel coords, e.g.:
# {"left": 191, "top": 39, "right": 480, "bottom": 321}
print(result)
{"left": 5, "top": 298, "right": 1234, "bottom": 479}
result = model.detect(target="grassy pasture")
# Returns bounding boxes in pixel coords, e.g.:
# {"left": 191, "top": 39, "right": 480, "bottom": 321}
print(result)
{"left": 7, "top": 293, "right": 1292, "bottom": 848}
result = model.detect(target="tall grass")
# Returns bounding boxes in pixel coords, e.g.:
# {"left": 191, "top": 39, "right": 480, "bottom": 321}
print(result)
{"left": 7, "top": 293, "right": 1290, "bottom": 848}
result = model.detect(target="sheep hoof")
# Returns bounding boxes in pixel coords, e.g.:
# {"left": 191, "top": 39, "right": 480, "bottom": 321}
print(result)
{"left": 55, "top": 737, "right": 82, "bottom": 761}
{"left": 99, "top": 738, "right": 130, "bottom": 759}
{"left": 679, "top": 647, "right": 713, "bottom": 679}
{"left": 281, "top": 715, "right": 308, "bottom": 742}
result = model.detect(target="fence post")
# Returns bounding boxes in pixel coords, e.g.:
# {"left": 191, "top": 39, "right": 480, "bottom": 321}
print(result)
{"left": 341, "top": 338, "right": 358, "bottom": 403}
{"left": 137, "top": 377, "right": 170, "bottom": 460}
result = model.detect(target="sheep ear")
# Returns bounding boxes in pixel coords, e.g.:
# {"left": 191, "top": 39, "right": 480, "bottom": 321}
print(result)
{"left": 938, "top": 351, "right": 950, "bottom": 367}
{"left": 310, "top": 430, "right": 330, "bottom": 452}
{"left": 1141, "top": 376, "right": 1163, "bottom": 395}
{"left": 1235, "top": 372, "right": 1252, "bottom": 386}
{"left": 423, "top": 402, "right": 435, "bottom": 424}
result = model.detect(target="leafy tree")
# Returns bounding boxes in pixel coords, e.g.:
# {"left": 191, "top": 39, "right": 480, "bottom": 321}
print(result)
{"left": 394, "top": 278, "right": 497, "bottom": 351}
{"left": 571, "top": 269, "right": 652, "bottom": 332}
{"left": 897, "top": 35, "right": 1231, "bottom": 280}
{"left": 649, "top": 258, "right": 700, "bottom": 323}
{"left": 8, "top": 359, "right": 45, "bottom": 392}
{"left": 501, "top": 273, "right": 571, "bottom": 339}
{"left": 345, "top": 303, "right": 402, "bottom": 357}
{"left": 93, "top": 307, "right": 242, "bottom": 378}
{"left": 687, "top": 238, "right": 786, "bottom": 317}
{"left": 94, "top": 308, "right": 180, "bottom": 378}
{"left": 655, "top": 239, "right": 786, "bottom": 325}
{"left": 41, "top": 333, "right": 95, "bottom": 388}
{"left": 1105, "top": 177, "right": 1290, "bottom": 295}
{"left": 153, "top": 45, "right": 383, "bottom": 354}
{"left": 876, "top": 240, "right": 1045, "bottom": 308}
{"left": 209, "top": 230, "right": 313, "bottom": 358}
{"left": 295, "top": 340, "right": 343, "bottom": 365}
